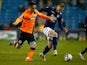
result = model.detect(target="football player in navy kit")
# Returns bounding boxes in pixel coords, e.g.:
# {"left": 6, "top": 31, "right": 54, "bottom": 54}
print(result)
{"left": 79, "top": 16, "right": 87, "bottom": 61}
{"left": 39, "top": 3, "right": 68, "bottom": 61}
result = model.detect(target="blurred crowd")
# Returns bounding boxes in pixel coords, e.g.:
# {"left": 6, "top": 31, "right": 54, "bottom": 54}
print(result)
{"left": 0, "top": 0, "right": 87, "bottom": 30}
{"left": 0, "top": 0, "right": 86, "bottom": 40}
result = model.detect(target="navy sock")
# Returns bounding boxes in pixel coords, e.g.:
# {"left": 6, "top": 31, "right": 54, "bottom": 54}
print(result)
{"left": 81, "top": 47, "right": 87, "bottom": 54}
{"left": 53, "top": 37, "right": 57, "bottom": 50}
{"left": 43, "top": 46, "right": 51, "bottom": 55}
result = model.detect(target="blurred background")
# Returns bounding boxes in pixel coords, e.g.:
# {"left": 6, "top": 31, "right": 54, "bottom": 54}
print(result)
{"left": 0, "top": 0, "right": 87, "bottom": 41}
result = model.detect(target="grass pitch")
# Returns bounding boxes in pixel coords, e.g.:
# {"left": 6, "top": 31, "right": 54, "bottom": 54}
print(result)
{"left": 0, "top": 40, "right": 87, "bottom": 65}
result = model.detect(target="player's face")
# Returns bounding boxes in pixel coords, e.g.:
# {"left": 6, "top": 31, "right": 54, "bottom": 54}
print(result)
{"left": 56, "top": 6, "right": 64, "bottom": 13}
{"left": 29, "top": 5, "right": 36, "bottom": 12}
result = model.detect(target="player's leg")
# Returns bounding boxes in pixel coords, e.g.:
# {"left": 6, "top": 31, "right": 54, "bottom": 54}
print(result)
{"left": 43, "top": 40, "right": 52, "bottom": 54}
{"left": 9, "top": 39, "right": 18, "bottom": 46}
{"left": 86, "top": 30, "right": 87, "bottom": 40}
{"left": 53, "top": 37, "right": 58, "bottom": 56}
{"left": 9, "top": 29, "right": 21, "bottom": 46}
{"left": 79, "top": 47, "right": 87, "bottom": 60}
{"left": 40, "top": 27, "right": 57, "bottom": 61}
{"left": 81, "top": 47, "right": 87, "bottom": 54}
{"left": 40, "top": 27, "right": 53, "bottom": 56}
{"left": 15, "top": 39, "right": 25, "bottom": 48}
{"left": 9, "top": 31, "right": 25, "bottom": 49}
{"left": 25, "top": 41, "right": 36, "bottom": 62}
{"left": 25, "top": 34, "right": 36, "bottom": 62}
{"left": 43, "top": 27, "right": 58, "bottom": 41}
{"left": 40, "top": 40, "right": 52, "bottom": 61}
{"left": 48, "top": 29, "right": 58, "bottom": 55}
{"left": 42, "top": 27, "right": 54, "bottom": 55}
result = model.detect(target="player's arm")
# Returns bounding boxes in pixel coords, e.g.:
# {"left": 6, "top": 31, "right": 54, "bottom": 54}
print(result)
{"left": 84, "top": 16, "right": 87, "bottom": 28}
{"left": 13, "top": 10, "right": 26, "bottom": 26}
{"left": 58, "top": 18, "right": 68, "bottom": 32}
{"left": 35, "top": 9, "right": 54, "bottom": 22}
{"left": 13, "top": 15, "right": 23, "bottom": 25}
{"left": 62, "top": 21, "right": 68, "bottom": 32}
{"left": 84, "top": 16, "right": 87, "bottom": 31}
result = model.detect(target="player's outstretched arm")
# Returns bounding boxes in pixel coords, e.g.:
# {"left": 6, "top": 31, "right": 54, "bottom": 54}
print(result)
{"left": 58, "top": 18, "right": 68, "bottom": 32}
{"left": 13, "top": 15, "right": 23, "bottom": 25}
{"left": 35, "top": 9, "right": 55, "bottom": 23}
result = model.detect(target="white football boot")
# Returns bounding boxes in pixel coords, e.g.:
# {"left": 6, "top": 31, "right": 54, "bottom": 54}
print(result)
{"left": 39, "top": 52, "right": 46, "bottom": 61}
{"left": 79, "top": 53, "right": 85, "bottom": 60}
{"left": 53, "top": 50, "right": 57, "bottom": 56}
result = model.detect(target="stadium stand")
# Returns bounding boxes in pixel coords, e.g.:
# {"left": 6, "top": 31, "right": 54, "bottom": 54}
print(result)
{"left": 0, "top": 0, "right": 27, "bottom": 25}
{"left": 0, "top": 0, "right": 87, "bottom": 29}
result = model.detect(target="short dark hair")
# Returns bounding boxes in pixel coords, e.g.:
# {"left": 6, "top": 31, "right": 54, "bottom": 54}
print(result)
{"left": 28, "top": 1, "right": 35, "bottom": 6}
{"left": 59, "top": 3, "right": 65, "bottom": 7}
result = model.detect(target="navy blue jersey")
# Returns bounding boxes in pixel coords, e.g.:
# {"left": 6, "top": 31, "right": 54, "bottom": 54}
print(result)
{"left": 85, "top": 16, "right": 87, "bottom": 26}
{"left": 85, "top": 16, "right": 87, "bottom": 30}
{"left": 39, "top": 7, "right": 65, "bottom": 30}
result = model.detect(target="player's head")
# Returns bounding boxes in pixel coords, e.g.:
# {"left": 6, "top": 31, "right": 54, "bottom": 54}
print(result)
{"left": 56, "top": 3, "right": 65, "bottom": 13}
{"left": 28, "top": 1, "right": 36, "bottom": 12}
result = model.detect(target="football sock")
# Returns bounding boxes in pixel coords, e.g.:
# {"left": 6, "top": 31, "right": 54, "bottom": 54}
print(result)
{"left": 28, "top": 48, "right": 35, "bottom": 58}
{"left": 43, "top": 46, "right": 51, "bottom": 55}
{"left": 53, "top": 37, "right": 57, "bottom": 50}
{"left": 81, "top": 47, "right": 87, "bottom": 54}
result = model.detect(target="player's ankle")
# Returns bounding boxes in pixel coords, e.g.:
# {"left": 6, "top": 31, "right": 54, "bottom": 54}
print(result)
{"left": 25, "top": 57, "right": 32, "bottom": 62}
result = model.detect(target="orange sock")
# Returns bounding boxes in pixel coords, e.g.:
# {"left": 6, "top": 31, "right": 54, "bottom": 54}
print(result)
{"left": 28, "top": 49, "right": 35, "bottom": 58}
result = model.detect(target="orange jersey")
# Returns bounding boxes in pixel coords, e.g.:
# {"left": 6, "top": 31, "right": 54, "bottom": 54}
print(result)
{"left": 15, "top": 9, "right": 50, "bottom": 34}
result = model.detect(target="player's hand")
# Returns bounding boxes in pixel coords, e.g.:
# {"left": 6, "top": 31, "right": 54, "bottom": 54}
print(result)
{"left": 63, "top": 27, "right": 68, "bottom": 32}
{"left": 50, "top": 17, "right": 55, "bottom": 23}
{"left": 13, "top": 22, "right": 17, "bottom": 25}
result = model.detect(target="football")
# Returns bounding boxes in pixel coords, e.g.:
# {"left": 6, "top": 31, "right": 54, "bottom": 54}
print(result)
{"left": 64, "top": 54, "right": 73, "bottom": 62}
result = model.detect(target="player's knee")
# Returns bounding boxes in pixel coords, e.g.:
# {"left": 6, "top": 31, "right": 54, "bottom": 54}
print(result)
{"left": 48, "top": 45, "right": 52, "bottom": 48}
{"left": 30, "top": 41, "right": 36, "bottom": 48}
{"left": 33, "top": 44, "right": 37, "bottom": 48}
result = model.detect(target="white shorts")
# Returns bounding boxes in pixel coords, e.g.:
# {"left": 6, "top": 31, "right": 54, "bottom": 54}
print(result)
{"left": 43, "top": 27, "right": 55, "bottom": 40}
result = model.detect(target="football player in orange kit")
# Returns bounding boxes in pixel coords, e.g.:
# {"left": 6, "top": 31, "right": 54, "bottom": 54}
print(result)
{"left": 9, "top": 2, "right": 54, "bottom": 62}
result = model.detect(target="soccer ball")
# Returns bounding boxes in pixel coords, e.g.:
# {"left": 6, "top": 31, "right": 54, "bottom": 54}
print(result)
{"left": 64, "top": 54, "right": 73, "bottom": 62}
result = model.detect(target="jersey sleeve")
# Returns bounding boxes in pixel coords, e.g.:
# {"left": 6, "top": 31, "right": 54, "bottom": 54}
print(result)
{"left": 85, "top": 16, "right": 87, "bottom": 25}
{"left": 15, "top": 11, "right": 26, "bottom": 24}
{"left": 84, "top": 16, "right": 87, "bottom": 28}
{"left": 58, "top": 17, "right": 66, "bottom": 30}
{"left": 35, "top": 9, "right": 50, "bottom": 20}
{"left": 15, "top": 15, "right": 23, "bottom": 24}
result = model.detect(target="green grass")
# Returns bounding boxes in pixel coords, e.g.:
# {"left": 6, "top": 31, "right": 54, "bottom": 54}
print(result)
{"left": 0, "top": 39, "right": 87, "bottom": 65}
